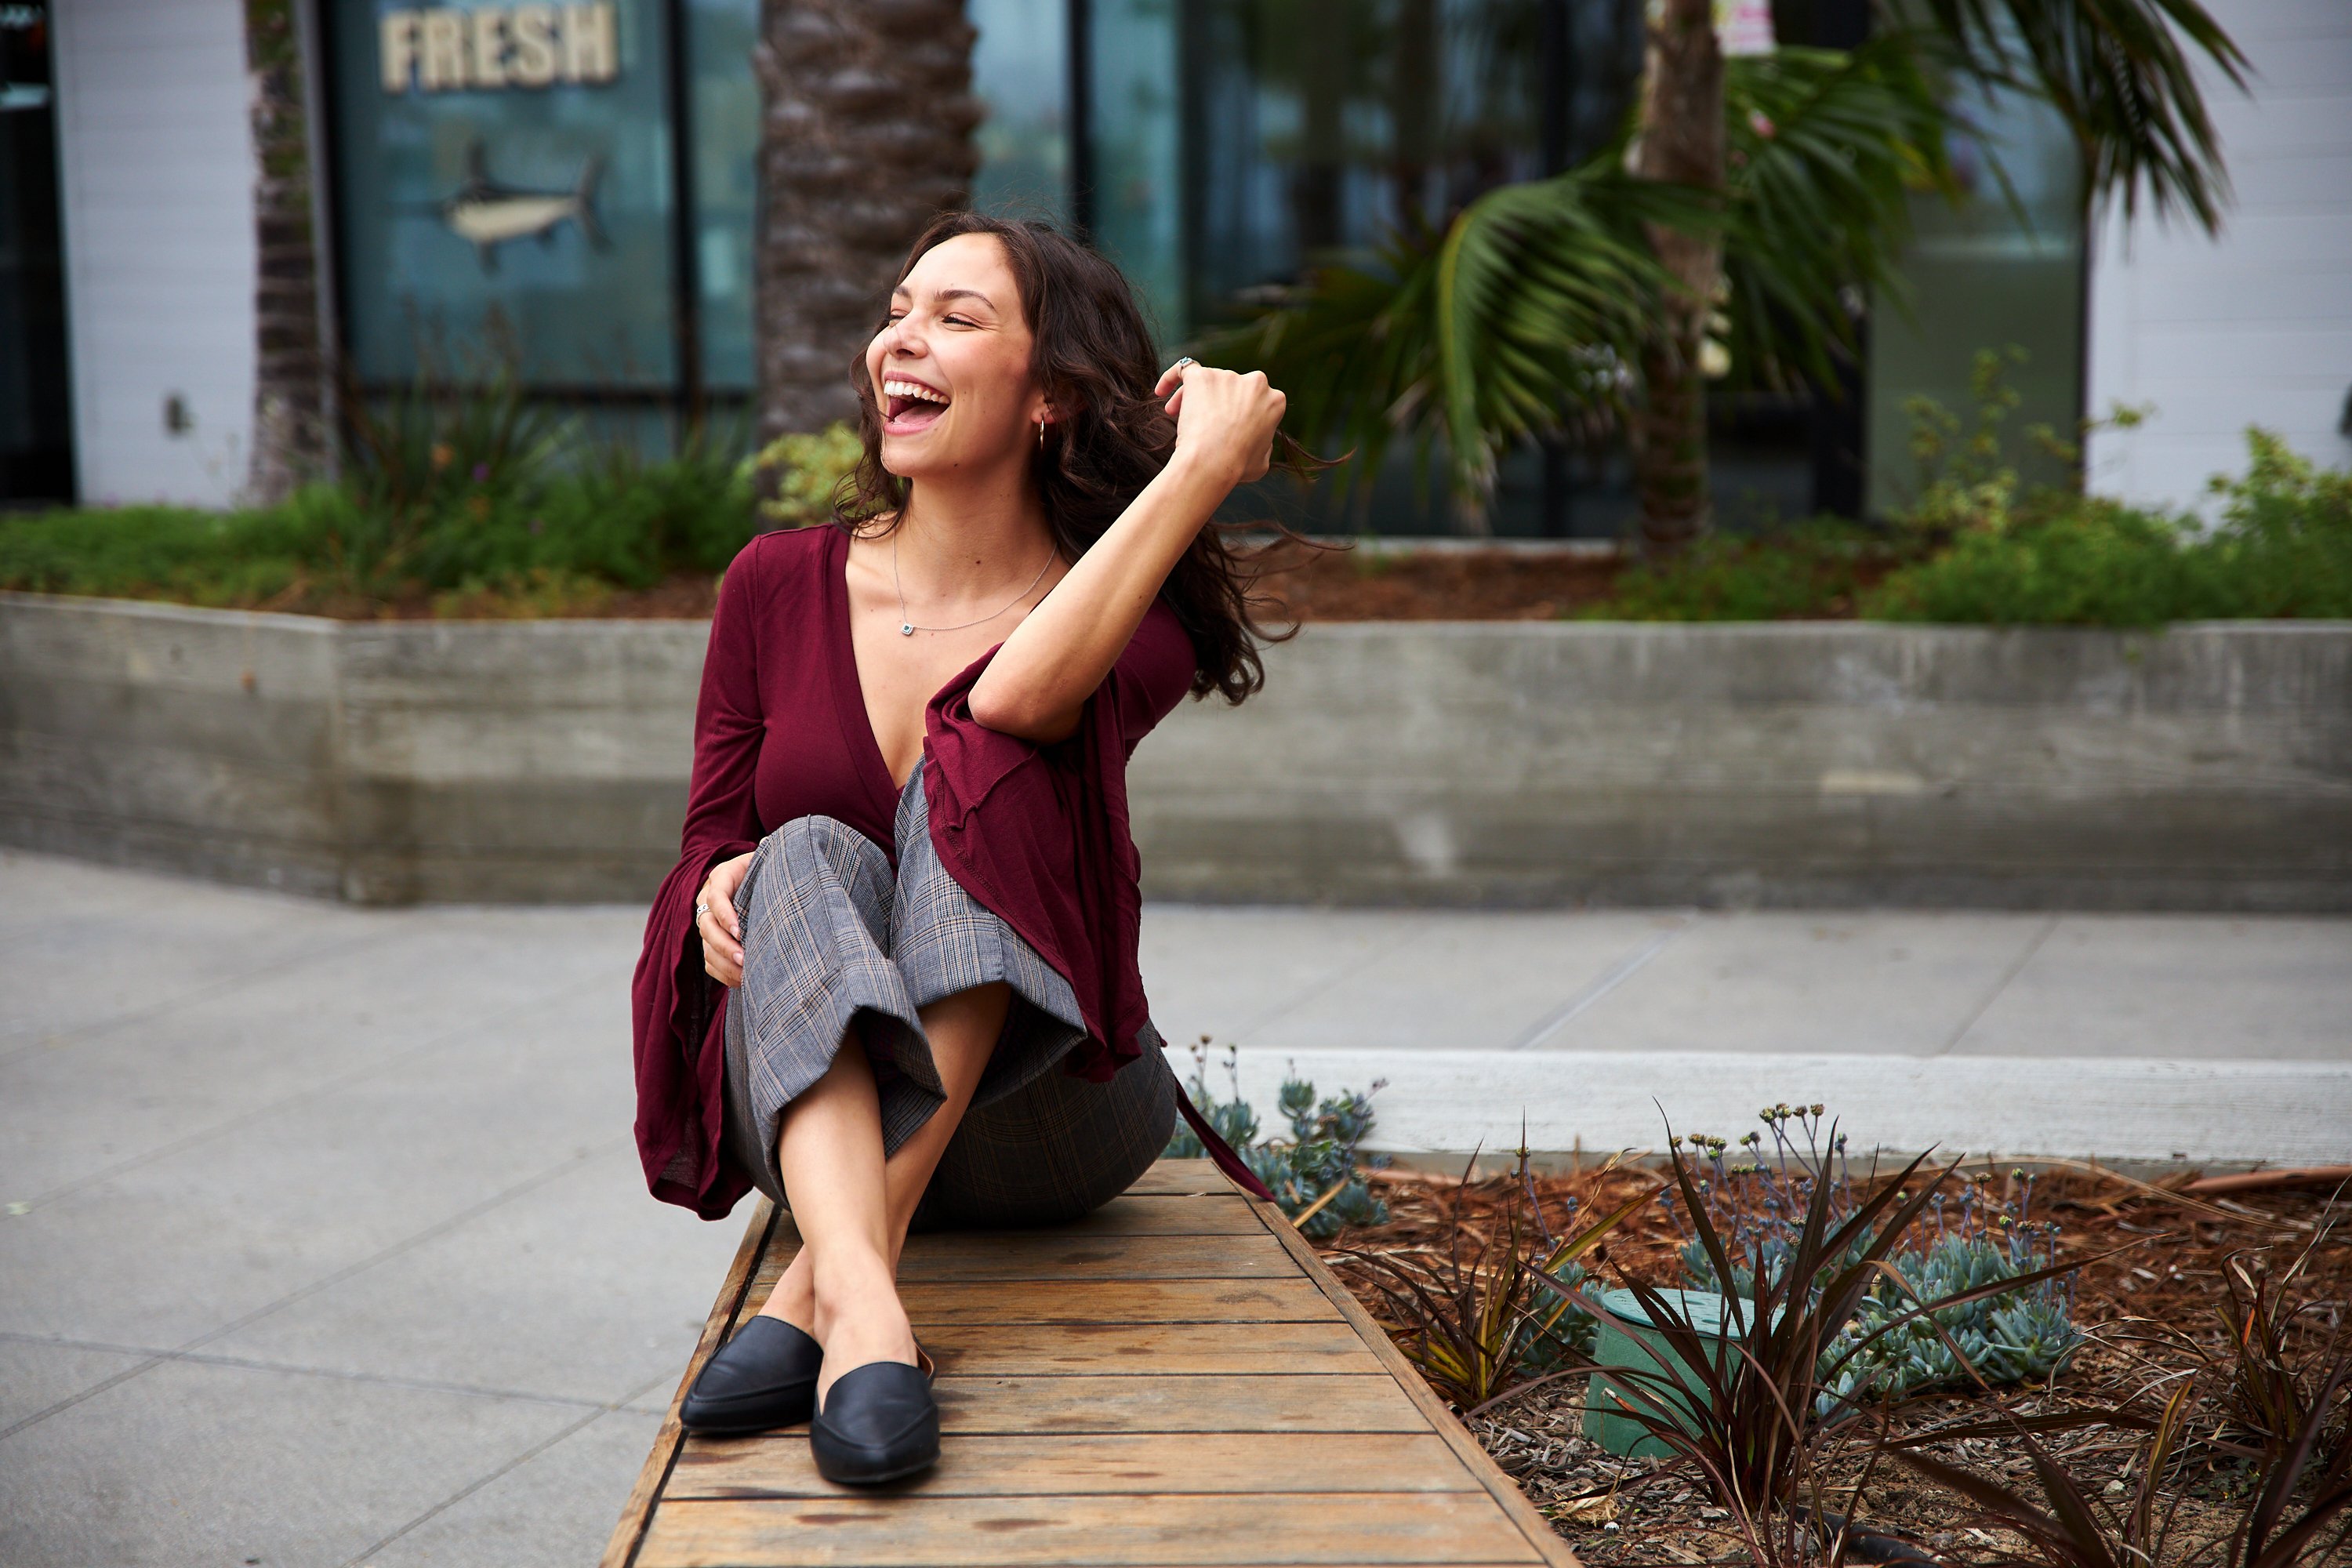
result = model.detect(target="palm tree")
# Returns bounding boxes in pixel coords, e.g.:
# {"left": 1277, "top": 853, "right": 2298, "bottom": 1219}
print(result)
{"left": 243, "top": 0, "right": 330, "bottom": 505}
{"left": 751, "top": 0, "right": 985, "bottom": 443}
{"left": 1209, "top": 0, "right": 2249, "bottom": 550}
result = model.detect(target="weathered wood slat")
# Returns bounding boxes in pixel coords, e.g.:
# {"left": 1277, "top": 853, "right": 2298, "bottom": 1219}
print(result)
{"left": 669, "top": 1432, "right": 1479, "bottom": 1499}
{"left": 633, "top": 1492, "right": 1546, "bottom": 1566}
{"left": 895, "top": 1277, "right": 1340, "bottom": 1324}
{"left": 920, "top": 1372, "right": 1424, "bottom": 1433}
{"left": 1119, "top": 1158, "right": 1235, "bottom": 1196}
{"left": 899, "top": 1319, "right": 1383, "bottom": 1376}
{"left": 902, "top": 1231, "right": 1304, "bottom": 1282}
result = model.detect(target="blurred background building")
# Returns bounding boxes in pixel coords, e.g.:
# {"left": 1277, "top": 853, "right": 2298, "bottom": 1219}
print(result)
{"left": 2, "top": 0, "right": 2345, "bottom": 532}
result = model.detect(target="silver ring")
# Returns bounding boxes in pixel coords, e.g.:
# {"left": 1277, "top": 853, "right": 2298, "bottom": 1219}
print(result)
{"left": 693, "top": 898, "right": 709, "bottom": 922}
{"left": 1171, "top": 355, "right": 1196, "bottom": 371}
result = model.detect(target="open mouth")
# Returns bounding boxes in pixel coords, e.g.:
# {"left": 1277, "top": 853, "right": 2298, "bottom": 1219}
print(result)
{"left": 882, "top": 376, "right": 951, "bottom": 433}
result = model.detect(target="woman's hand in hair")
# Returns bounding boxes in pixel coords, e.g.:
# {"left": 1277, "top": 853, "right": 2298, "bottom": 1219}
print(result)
{"left": 1155, "top": 361, "right": 1286, "bottom": 491}
{"left": 969, "top": 359, "right": 1283, "bottom": 743}
{"left": 695, "top": 851, "right": 754, "bottom": 987}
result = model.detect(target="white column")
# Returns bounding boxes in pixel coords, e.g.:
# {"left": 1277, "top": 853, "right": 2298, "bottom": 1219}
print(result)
{"left": 2085, "top": 0, "right": 2352, "bottom": 515}
{"left": 50, "top": 0, "right": 259, "bottom": 509}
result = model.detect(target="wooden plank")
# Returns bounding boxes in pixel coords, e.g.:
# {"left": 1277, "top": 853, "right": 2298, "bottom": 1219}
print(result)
{"left": 919, "top": 1372, "right": 1424, "bottom": 1433}
{"left": 601, "top": 1196, "right": 776, "bottom": 1568}
{"left": 905, "top": 1319, "right": 1382, "bottom": 1377}
{"left": 895, "top": 1276, "right": 1340, "bottom": 1324}
{"left": 1240, "top": 1192, "right": 1581, "bottom": 1568}
{"left": 1122, "top": 1158, "right": 1238, "bottom": 1196}
{"left": 668, "top": 1432, "right": 1479, "bottom": 1500}
{"left": 898, "top": 1231, "right": 1300, "bottom": 1282}
{"left": 634, "top": 1492, "right": 1546, "bottom": 1566}
{"left": 752, "top": 1229, "right": 1301, "bottom": 1289}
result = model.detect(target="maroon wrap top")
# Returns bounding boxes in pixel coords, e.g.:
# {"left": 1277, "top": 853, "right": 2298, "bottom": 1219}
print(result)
{"left": 628, "top": 524, "right": 1265, "bottom": 1218}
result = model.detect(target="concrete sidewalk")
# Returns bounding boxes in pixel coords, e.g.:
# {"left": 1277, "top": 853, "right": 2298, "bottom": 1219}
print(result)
{"left": 2, "top": 848, "right": 2347, "bottom": 1566}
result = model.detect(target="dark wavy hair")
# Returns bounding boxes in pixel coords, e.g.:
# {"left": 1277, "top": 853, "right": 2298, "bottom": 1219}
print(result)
{"left": 832, "top": 211, "right": 1327, "bottom": 706}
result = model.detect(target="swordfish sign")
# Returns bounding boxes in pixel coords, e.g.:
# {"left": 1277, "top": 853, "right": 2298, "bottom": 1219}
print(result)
{"left": 440, "top": 141, "right": 608, "bottom": 273}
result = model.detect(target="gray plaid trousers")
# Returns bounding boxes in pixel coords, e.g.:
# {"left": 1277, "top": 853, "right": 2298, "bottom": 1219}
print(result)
{"left": 720, "top": 758, "right": 1177, "bottom": 1231}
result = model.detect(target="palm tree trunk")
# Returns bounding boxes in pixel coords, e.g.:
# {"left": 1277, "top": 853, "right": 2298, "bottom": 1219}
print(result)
{"left": 1629, "top": 0, "right": 1724, "bottom": 553}
{"left": 243, "top": 0, "right": 329, "bottom": 506}
{"left": 752, "top": 0, "right": 984, "bottom": 445}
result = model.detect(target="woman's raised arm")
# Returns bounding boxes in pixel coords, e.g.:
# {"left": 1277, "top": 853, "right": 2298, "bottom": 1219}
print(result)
{"left": 966, "top": 364, "right": 1286, "bottom": 741}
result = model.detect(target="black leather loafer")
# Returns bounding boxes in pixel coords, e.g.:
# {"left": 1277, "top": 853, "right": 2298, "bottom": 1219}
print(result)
{"left": 678, "top": 1316, "right": 822, "bottom": 1435}
{"left": 809, "top": 1359, "right": 941, "bottom": 1484}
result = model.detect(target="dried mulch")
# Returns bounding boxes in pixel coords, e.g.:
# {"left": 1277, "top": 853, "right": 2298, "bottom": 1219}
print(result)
{"left": 1309, "top": 1158, "right": 2352, "bottom": 1566}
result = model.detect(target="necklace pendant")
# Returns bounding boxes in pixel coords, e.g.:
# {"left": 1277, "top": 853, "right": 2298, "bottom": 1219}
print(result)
{"left": 898, "top": 622, "right": 916, "bottom": 636}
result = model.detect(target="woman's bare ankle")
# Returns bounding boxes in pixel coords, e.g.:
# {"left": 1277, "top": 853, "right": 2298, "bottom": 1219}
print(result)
{"left": 756, "top": 1247, "right": 818, "bottom": 1332}
{"left": 810, "top": 1252, "right": 917, "bottom": 1396}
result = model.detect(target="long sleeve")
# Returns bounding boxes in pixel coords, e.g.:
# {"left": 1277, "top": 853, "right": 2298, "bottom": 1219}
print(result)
{"left": 630, "top": 545, "right": 768, "bottom": 1217}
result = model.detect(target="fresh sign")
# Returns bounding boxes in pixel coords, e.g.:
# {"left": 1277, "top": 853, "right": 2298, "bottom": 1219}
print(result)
{"left": 379, "top": 3, "right": 617, "bottom": 93}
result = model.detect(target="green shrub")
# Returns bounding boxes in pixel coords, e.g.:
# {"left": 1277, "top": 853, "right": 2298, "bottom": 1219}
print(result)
{"left": 1864, "top": 429, "right": 2352, "bottom": 624}
{"left": 1578, "top": 516, "right": 1899, "bottom": 621}
{"left": 0, "top": 495, "right": 334, "bottom": 607}
{"left": 746, "top": 423, "right": 866, "bottom": 532}
{"left": 2189, "top": 427, "right": 2352, "bottom": 617}
{"left": 1860, "top": 497, "right": 2197, "bottom": 625}
{"left": 1161, "top": 1040, "right": 1392, "bottom": 1239}
{"left": 0, "top": 405, "right": 873, "bottom": 614}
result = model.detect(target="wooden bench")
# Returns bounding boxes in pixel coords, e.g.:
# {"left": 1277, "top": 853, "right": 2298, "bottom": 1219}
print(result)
{"left": 602, "top": 1158, "right": 1577, "bottom": 1568}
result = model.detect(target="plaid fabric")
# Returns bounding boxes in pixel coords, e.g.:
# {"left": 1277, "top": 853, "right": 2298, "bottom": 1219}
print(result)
{"left": 721, "top": 759, "right": 1177, "bottom": 1231}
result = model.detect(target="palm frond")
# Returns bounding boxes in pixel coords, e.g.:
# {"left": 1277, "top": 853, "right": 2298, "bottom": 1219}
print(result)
{"left": 1915, "top": 0, "right": 2249, "bottom": 231}
{"left": 1719, "top": 38, "right": 1963, "bottom": 390}
{"left": 1202, "top": 166, "right": 1698, "bottom": 510}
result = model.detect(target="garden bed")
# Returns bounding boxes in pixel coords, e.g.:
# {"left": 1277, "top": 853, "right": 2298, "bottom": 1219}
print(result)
{"left": 1308, "top": 1157, "right": 2351, "bottom": 1568}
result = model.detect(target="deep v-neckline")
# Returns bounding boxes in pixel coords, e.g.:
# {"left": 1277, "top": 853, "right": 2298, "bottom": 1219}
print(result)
{"left": 826, "top": 528, "right": 916, "bottom": 808}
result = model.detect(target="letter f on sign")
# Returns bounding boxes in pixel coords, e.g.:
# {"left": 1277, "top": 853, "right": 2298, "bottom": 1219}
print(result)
{"left": 380, "top": 10, "right": 420, "bottom": 93}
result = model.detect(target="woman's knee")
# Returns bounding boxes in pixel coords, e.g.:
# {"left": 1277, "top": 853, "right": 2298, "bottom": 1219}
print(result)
{"left": 747, "top": 815, "right": 891, "bottom": 905}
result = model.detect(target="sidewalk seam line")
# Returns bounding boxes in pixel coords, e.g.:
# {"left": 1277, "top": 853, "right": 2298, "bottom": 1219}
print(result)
{"left": 1508, "top": 916, "right": 1691, "bottom": 1051}
{"left": 1936, "top": 913, "right": 2060, "bottom": 1056}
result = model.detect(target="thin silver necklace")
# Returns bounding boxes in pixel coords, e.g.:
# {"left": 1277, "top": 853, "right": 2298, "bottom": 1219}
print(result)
{"left": 891, "top": 529, "right": 1055, "bottom": 636}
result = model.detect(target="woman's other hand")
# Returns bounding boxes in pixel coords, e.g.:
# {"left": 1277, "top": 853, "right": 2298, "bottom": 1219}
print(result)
{"left": 696, "top": 851, "right": 754, "bottom": 986}
{"left": 1154, "top": 361, "right": 1286, "bottom": 491}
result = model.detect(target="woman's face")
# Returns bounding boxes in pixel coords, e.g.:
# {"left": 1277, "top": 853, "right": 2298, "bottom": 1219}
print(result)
{"left": 864, "top": 233, "right": 1044, "bottom": 481}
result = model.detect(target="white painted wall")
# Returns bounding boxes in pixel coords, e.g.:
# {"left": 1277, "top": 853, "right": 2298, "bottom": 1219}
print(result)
{"left": 50, "top": 0, "right": 256, "bottom": 508}
{"left": 2085, "top": 0, "right": 2352, "bottom": 513}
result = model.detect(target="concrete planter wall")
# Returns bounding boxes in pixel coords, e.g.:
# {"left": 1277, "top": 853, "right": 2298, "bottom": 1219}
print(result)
{"left": 4, "top": 592, "right": 2348, "bottom": 908}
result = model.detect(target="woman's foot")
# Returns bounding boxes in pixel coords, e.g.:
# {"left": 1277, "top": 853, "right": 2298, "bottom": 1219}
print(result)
{"left": 678, "top": 1316, "right": 822, "bottom": 1434}
{"left": 809, "top": 1358, "right": 940, "bottom": 1484}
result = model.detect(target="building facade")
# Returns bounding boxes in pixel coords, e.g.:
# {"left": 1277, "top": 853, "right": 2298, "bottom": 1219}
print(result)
{"left": 5, "top": 0, "right": 2347, "bottom": 529}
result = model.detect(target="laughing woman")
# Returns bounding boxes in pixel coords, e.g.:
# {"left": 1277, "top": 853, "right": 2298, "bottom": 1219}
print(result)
{"left": 629, "top": 213, "right": 1294, "bottom": 1486}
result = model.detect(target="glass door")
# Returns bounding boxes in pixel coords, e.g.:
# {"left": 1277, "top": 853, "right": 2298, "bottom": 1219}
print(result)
{"left": 0, "top": 1, "right": 73, "bottom": 504}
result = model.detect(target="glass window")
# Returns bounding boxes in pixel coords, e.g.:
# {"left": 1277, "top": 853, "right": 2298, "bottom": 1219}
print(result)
{"left": 0, "top": 0, "right": 72, "bottom": 501}
{"left": 1087, "top": 0, "right": 1185, "bottom": 348}
{"left": 1865, "top": 77, "right": 2085, "bottom": 516}
{"left": 685, "top": 0, "right": 757, "bottom": 394}
{"left": 326, "top": 0, "right": 679, "bottom": 390}
{"left": 1174, "top": 0, "right": 1548, "bottom": 334}
{"left": 971, "top": 0, "right": 1073, "bottom": 225}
